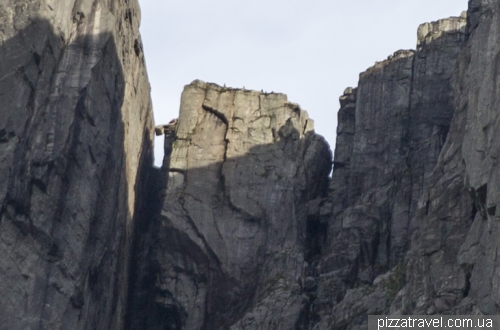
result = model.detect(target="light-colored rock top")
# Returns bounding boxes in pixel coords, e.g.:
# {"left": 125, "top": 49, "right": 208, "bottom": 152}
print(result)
{"left": 153, "top": 79, "right": 331, "bottom": 329}
{"left": 173, "top": 79, "right": 315, "bottom": 164}
{"left": 360, "top": 15, "right": 466, "bottom": 78}
{"left": 417, "top": 14, "right": 467, "bottom": 46}
{"left": 362, "top": 49, "right": 415, "bottom": 77}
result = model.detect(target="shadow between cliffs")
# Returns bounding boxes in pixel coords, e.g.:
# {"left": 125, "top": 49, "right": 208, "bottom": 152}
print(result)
{"left": 128, "top": 119, "right": 332, "bottom": 330}
{"left": 0, "top": 15, "right": 152, "bottom": 330}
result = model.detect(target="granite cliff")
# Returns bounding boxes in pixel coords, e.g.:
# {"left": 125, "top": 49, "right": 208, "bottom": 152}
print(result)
{"left": 129, "top": 81, "right": 331, "bottom": 330}
{"left": 2, "top": 0, "right": 500, "bottom": 329}
{"left": 0, "top": 0, "right": 153, "bottom": 329}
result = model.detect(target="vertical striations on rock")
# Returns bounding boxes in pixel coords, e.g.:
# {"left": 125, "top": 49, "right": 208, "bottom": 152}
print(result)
{"left": 457, "top": 0, "right": 500, "bottom": 314}
{"left": 132, "top": 80, "right": 332, "bottom": 330}
{"left": 401, "top": 1, "right": 500, "bottom": 316}
{"left": 330, "top": 87, "right": 357, "bottom": 217}
{"left": 408, "top": 13, "right": 468, "bottom": 215}
{"left": 313, "top": 13, "right": 468, "bottom": 329}
{"left": 4, "top": 0, "right": 500, "bottom": 328}
{"left": 0, "top": 1, "right": 154, "bottom": 329}
{"left": 315, "top": 48, "right": 416, "bottom": 329}
{"left": 395, "top": 13, "right": 472, "bottom": 316}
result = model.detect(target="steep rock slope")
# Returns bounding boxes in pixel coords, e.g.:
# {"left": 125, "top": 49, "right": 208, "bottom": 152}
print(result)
{"left": 401, "top": 0, "right": 500, "bottom": 316}
{"left": 135, "top": 81, "right": 332, "bottom": 330}
{"left": 0, "top": 1, "right": 153, "bottom": 329}
{"left": 457, "top": 0, "right": 500, "bottom": 314}
{"left": 315, "top": 1, "right": 500, "bottom": 326}
{"left": 313, "top": 13, "right": 468, "bottom": 329}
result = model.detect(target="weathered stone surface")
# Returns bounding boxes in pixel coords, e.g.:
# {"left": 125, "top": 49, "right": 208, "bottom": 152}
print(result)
{"left": 400, "top": 0, "right": 500, "bottom": 316}
{"left": 0, "top": 1, "right": 154, "bottom": 329}
{"left": 313, "top": 14, "right": 467, "bottom": 329}
{"left": 5, "top": 0, "right": 500, "bottom": 329}
{"left": 408, "top": 15, "right": 468, "bottom": 216}
{"left": 417, "top": 12, "right": 467, "bottom": 47}
{"left": 394, "top": 16, "right": 472, "bottom": 317}
{"left": 319, "top": 3, "right": 500, "bottom": 324}
{"left": 130, "top": 9, "right": 481, "bottom": 330}
{"left": 136, "top": 81, "right": 332, "bottom": 329}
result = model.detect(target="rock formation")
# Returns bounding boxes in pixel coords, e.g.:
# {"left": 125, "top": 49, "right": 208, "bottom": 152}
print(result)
{"left": 313, "top": 13, "right": 469, "bottom": 329}
{"left": 128, "top": 81, "right": 332, "bottom": 329}
{"left": 3, "top": 0, "right": 500, "bottom": 329}
{"left": 0, "top": 0, "right": 153, "bottom": 329}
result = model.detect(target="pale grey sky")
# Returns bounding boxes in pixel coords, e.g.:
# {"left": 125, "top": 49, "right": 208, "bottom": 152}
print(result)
{"left": 138, "top": 0, "right": 469, "bottom": 166}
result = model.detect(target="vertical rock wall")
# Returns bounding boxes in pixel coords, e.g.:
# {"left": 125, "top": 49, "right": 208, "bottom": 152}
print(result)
{"left": 0, "top": 1, "right": 154, "bottom": 329}
{"left": 395, "top": 15, "right": 473, "bottom": 316}
{"left": 314, "top": 3, "right": 500, "bottom": 326}
{"left": 313, "top": 14, "right": 468, "bottom": 329}
{"left": 401, "top": 0, "right": 500, "bottom": 316}
{"left": 135, "top": 81, "right": 332, "bottom": 329}
{"left": 131, "top": 7, "right": 497, "bottom": 330}
{"left": 457, "top": 0, "right": 500, "bottom": 314}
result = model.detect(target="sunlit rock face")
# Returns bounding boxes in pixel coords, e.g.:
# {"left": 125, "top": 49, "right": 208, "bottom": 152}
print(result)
{"left": 132, "top": 80, "right": 332, "bottom": 330}
{"left": 0, "top": 0, "right": 153, "bottom": 329}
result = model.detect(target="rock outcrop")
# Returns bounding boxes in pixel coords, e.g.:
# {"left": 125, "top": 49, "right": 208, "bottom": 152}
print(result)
{"left": 455, "top": 0, "right": 500, "bottom": 314}
{"left": 401, "top": 1, "right": 500, "bottom": 316}
{"left": 0, "top": 1, "right": 153, "bottom": 329}
{"left": 129, "top": 81, "right": 332, "bottom": 329}
{"left": 310, "top": 14, "right": 468, "bottom": 329}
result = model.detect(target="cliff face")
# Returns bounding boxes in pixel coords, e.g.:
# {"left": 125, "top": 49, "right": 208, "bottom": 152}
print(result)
{"left": 313, "top": 14, "right": 469, "bottom": 328}
{"left": 456, "top": 0, "right": 500, "bottom": 314}
{"left": 314, "top": 2, "right": 500, "bottom": 327}
{"left": 0, "top": 1, "right": 153, "bottom": 329}
{"left": 129, "top": 6, "right": 485, "bottom": 327}
{"left": 3, "top": 0, "right": 500, "bottom": 330}
{"left": 130, "top": 81, "right": 332, "bottom": 329}
{"left": 405, "top": 0, "right": 500, "bottom": 315}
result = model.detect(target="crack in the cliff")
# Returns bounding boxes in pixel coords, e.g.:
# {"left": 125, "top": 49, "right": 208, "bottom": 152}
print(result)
{"left": 201, "top": 100, "right": 263, "bottom": 224}
{"left": 179, "top": 200, "right": 223, "bottom": 272}
{"left": 169, "top": 168, "right": 186, "bottom": 175}
{"left": 210, "top": 208, "right": 226, "bottom": 244}
{"left": 462, "top": 264, "right": 473, "bottom": 297}
{"left": 202, "top": 104, "right": 229, "bottom": 126}
{"left": 406, "top": 50, "right": 417, "bottom": 208}
{"left": 217, "top": 173, "right": 264, "bottom": 223}
{"left": 201, "top": 102, "right": 229, "bottom": 164}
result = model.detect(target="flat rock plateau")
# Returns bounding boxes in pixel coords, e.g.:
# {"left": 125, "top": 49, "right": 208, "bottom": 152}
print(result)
{"left": 1, "top": 0, "right": 500, "bottom": 329}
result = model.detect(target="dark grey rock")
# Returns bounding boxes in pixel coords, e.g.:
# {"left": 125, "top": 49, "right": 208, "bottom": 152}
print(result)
{"left": 314, "top": 13, "right": 468, "bottom": 329}
{"left": 5, "top": 0, "right": 500, "bottom": 329}
{"left": 133, "top": 81, "right": 331, "bottom": 329}
{"left": 0, "top": 1, "right": 154, "bottom": 329}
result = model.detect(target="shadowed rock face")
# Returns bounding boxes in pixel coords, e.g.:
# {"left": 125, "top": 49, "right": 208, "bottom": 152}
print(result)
{"left": 0, "top": 1, "right": 153, "bottom": 329}
{"left": 403, "top": 0, "right": 500, "bottom": 316}
{"left": 312, "top": 4, "right": 500, "bottom": 327}
{"left": 312, "top": 14, "right": 468, "bottom": 329}
{"left": 130, "top": 81, "right": 332, "bottom": 330}
{"left": 129, "top": 10, "right": 469, "bottom": 327}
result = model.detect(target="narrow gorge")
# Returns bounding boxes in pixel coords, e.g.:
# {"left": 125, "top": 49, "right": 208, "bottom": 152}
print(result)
{"left": 1, "top": 0, "right": 499, "bottom": 329}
